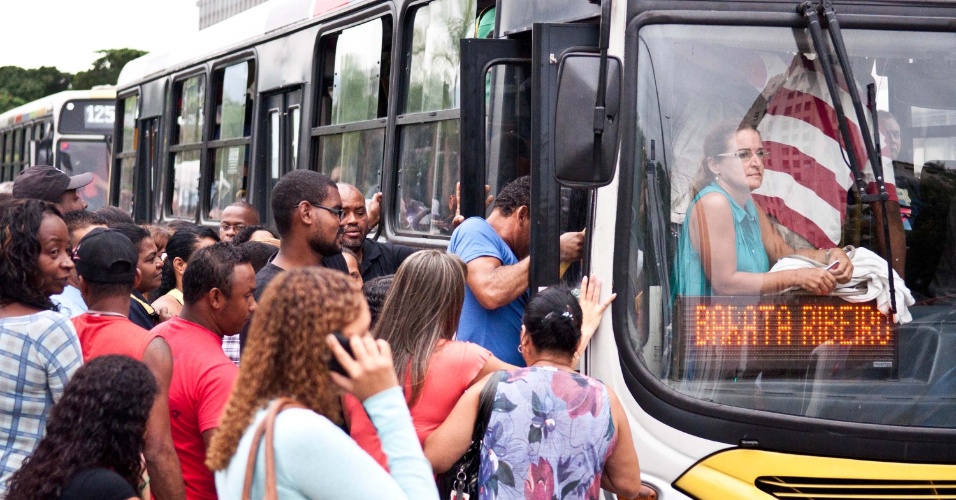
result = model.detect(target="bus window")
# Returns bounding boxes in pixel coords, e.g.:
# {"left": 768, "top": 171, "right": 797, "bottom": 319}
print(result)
{"left": 484, "top": 62, "right": 532, "bottom": 214}
{"left": 395, "top": 0, "right": 476, "bottom": 235}
{"left": 313, "top": 17, "right": 391, "bottom": 202}
{"left": 2, "top": 132, "right": 10, "bottom": 176}
{"left": 116, "top": 94, "right": 138, "bottom": 214}
{"left": 58, "top": 140, "right": 109, "bottom": 210}
{"left": 169, "top": 75, "right": 205, "bottom": 219}
{"left": 12, "top": 128, "right": 22, "bottom": 169}
{"left": 623, "top": 24, "right": 956, "bottom": 428}
{"left": 208, "top": 60, "right": 255, "bottom": 219}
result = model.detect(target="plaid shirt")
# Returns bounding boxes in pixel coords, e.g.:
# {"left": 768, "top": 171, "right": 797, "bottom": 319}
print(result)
{"left": 0, "top": 310, "right": 83, "bottom": 492}
{"left": 222, "top": 334, "right": 241, "bottom": 366}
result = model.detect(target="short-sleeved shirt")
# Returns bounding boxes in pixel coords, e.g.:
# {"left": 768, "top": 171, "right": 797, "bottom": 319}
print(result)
{"left": 128, "top": 290, "right": 156, "bottom": 331}
{"left": 0, "top": 310, "right": 83, "bottom": 494}
{"left": 51, "top": 285, "right": 87, "bottom": 318}
{"left": 151, "top": 317, "right": 238, "bottom": 500}
{"left": 60, "top": 467, "right": 138, "bottom": 500}
{"left": 359, "top": 239, "right": 417, "bottom": 281}
{"left": 344, "top": 340, "right": 491, "bottom": 468}
{"left": 675, "top": 183, "right": 770, "bottom": 296}
{"left": 449, "top": 217, "right": 528, "bottom": 366}
{"left": 72, "top": 313, "right": 158, "bottom": 362}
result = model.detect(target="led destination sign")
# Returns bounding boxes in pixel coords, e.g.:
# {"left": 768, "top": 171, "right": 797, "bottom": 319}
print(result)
{"left": 673, "top": 296, "right": 896, "bottom": 375}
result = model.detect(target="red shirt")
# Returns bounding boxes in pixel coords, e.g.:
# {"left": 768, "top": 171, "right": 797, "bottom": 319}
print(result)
{"left": 344, "top": 340, "right": 490, "bottom": 468}
{"left": 72, "top": 313, "right": 158, "bottom": 362}
{"left": 151, "top": 317, "right": 238, "bottom": 500}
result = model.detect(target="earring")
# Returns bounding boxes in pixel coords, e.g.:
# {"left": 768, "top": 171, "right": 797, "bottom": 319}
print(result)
{"left": 517, "top": 344, "right": 524, "bottom": 353}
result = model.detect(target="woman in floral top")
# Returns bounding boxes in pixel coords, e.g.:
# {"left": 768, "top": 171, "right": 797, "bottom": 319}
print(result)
{"left": 425, "top": 281, "right": 642, "bottom": 500}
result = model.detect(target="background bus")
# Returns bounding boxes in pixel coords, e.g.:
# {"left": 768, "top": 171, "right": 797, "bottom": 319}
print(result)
{"left": 113, "top": 0, "right": 956, "bottom": 497}
{"left": 0, "top": 86, "right": 116, "bottom": 210}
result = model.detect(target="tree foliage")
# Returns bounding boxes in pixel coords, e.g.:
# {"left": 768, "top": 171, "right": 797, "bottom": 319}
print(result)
{"left": 0, "top": 48, "right": 146, "bottom": 114}
{"left": 72, "top": 49, "right": 147, "bottom": 90}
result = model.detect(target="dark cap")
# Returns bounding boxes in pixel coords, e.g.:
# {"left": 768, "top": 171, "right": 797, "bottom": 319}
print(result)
{"left": 12, "top": 165, "right": 93, "bottom": 203}
{"left": 74, "top": 228, "right": 139, "bottom": 284}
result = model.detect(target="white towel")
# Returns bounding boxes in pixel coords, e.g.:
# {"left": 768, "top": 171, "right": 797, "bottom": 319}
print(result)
{"left": 770, "top": 247, "right": 915, "bottom": 324}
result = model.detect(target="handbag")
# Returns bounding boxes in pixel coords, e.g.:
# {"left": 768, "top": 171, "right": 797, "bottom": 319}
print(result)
{"left": 437, "top": 371, "right": 505, "bottom": 500}
{"left": 241, "top": 397, "right": 307, "bottom": 500}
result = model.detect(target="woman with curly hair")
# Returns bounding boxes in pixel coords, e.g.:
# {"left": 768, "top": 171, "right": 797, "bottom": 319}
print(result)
{"left": 151, "top": 224, "right": 219, "bottom": 317}
{"left": 206, "top": 267, "right": 438, "bottom": 499}
{"left": 344, "top": 250, "right": 514, "bottom": 468}
{"left": 0, "top": 199, "right": 83, "bottom": 494}
{"left": 6, "top": 355, "right": 157, "bottom": 500}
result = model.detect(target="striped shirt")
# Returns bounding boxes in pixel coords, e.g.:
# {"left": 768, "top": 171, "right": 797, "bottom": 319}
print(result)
{"left": 0, "top": 310, "right": 83, "bottom": 493}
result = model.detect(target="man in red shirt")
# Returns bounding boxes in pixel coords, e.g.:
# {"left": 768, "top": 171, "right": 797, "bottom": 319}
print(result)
{"left": 151, "top": 243, "right": 257, "bottom": 500}
{"left": 71, "top": 228, "right": 185, "bottom": 500}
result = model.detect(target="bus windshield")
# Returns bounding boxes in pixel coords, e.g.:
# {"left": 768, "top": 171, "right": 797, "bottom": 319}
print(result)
{"left": 627, "top": 24, "right": 956, "bottom": 429}
{"left": 57, "top": 140, "right": 110, "bottom": 210}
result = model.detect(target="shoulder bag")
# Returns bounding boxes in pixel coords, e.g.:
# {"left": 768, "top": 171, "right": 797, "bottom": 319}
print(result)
{"left": 437, "top": 370, "right": 506, "bottom": 500}
{"left": 241, "top": 397, "right": 307, "bottom": 500}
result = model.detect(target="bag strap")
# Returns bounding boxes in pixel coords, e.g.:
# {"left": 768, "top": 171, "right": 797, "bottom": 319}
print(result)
{"left": 241, "top": 397, "right": 308, "bottom": 500}
{"left": 471, "top": 371, "right": 505, "bottom": 442}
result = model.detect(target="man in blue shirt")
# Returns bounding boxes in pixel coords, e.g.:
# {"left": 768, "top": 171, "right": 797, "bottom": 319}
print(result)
{"left": 449, "top": 176, "right": 583, "bottom": 366}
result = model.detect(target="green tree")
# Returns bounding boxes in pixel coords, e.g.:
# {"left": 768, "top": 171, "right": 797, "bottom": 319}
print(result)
{"left": 0, "top": 66, "right": 71, "bottom": 112}
{"left": 72, "top": 48, "right": 147, "bottom": 89}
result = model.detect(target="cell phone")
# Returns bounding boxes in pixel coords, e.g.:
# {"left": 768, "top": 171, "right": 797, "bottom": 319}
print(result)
{"left": 328, "top": 331, "right": 354, "bottom": 376}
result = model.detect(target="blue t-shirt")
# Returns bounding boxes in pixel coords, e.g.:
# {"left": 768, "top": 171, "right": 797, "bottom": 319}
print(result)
{"left": 448, "top": 217, "right": 528, "bottom": 366}
{"left": 675, "top": 183, "right": 769, "bottom": 296}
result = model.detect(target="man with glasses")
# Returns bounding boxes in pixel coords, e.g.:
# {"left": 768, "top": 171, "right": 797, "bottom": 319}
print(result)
{"left": 218, "top": 201, "right": 260, "bottom": 243}
{"left": 239, "top": 170, "right": 348, "bottom": 353}
{"left": 253, "top": 170, "right": 348, "bottom": 299}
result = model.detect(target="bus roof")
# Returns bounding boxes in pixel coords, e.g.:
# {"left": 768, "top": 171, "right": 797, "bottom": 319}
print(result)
{"left": 0, "top": 86, "right": 116, "bottom": 129}
{"left": 117, "top": 0, "right": 374, "bottom": 88}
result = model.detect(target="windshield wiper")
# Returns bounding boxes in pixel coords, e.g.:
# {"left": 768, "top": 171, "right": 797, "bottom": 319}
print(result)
{"left": 798, "top": 1, "right": 897, "bottom": 314}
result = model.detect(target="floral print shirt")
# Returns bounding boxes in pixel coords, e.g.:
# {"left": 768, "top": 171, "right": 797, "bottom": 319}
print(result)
{"left": 478, "top": 367, "right": 617, "bottom": 500}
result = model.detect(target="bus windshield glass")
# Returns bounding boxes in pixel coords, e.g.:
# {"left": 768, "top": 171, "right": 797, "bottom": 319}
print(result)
{"left": 627, "top": 24, "right": 956, "bottom": 428}
{"left": 57, "top": 140, "right": 109, "bottom": 210}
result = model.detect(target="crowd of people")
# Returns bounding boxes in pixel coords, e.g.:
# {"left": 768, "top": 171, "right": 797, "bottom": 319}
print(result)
{"left": 0, "top": 164, "right": 643, "bottom": 499}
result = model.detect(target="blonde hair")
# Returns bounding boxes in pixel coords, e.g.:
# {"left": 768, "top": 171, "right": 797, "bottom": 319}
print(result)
{"left": 206, "top": 267, "right": 364, "bottom": 470}
{"left": 372, "top": 250, "right": 466, "bottom": 405}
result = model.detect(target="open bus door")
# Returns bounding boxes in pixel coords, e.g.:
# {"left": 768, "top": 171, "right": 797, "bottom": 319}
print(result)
{"left": 459, "top": 23, "right": 599, "bottom": 296}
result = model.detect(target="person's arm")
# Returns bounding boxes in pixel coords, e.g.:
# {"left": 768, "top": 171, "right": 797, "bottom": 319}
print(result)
{"left": 576, "top": 275, "right": 616, "bottom": 359}
{"left": 689, "top": 193, "right": 836, "bottom": 295}
{"left": 423, "top": 372, "right": 488, "bottom": 473}
{"left": 43, "top": 319, "right": 83, "bottom": 404}
{"left": 466, "top": 256, "right": 530, "bottom": 309}
{"left": 367, "top": 192, "right": 382, "bottom": 231}
{"left": 600, "top": 388, "right": 642, "bottom": 498}
{"left": 758, "top": 210, "right": 853, "bottom": 284}
{"left": 470, "top": 356, "right": 516, "bottom": 385}
{"left": 140, "top": 338, "right": 186, "bottom": 500}
{"left": 324, "top": 334, "right": 439, "bottom": 498}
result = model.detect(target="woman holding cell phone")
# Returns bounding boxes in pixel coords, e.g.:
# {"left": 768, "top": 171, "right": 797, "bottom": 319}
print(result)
{"left": 205, "top": 267, "right": 438, "bottom": 499}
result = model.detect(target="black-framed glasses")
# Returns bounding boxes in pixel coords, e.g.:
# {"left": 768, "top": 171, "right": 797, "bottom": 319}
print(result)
{"left": 304, "top": 201, "right": 345, "bottom": 220}
{"left": 716, "top": 149, "right": 770, "bottom": 161}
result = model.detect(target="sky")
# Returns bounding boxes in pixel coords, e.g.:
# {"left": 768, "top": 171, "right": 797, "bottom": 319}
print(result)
{"left": 0, "top": 0, "right": 200, "bottom": 73}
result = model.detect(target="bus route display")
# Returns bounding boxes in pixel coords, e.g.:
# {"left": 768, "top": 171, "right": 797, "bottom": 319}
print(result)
{"left": 59, "top": 100, "right": 115, "bottom": 134}
{"left": 673, "top": 296, "right": 896, "bottom": 377}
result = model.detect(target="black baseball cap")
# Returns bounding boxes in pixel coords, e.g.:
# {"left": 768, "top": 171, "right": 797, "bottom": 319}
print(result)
{"left": 12, "top": 165, "right": 93, "bottom": 203}
{"left": 74, "top": 228, "right": 139, "bottom": 284}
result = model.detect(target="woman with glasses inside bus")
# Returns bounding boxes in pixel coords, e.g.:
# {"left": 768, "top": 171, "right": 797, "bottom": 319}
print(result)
{"left": 674, "top": 122, "right": 854, "bottom": 296}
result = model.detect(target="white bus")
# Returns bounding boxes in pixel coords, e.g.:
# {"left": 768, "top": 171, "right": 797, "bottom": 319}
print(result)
{"left": 114, "top": 0, "right": 956, "bottom": 497}
{"left": 0, "top": 86, "right": 116, "bottom": 209}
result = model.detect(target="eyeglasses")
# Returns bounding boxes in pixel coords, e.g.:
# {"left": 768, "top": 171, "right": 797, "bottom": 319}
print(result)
{"left": 716, "top": 149, "right": 770, "bottom": 161}
{"left": 219, "top": 223, "right": 246, "bottom": 232}
{"left": 306, "top": 201, "right": 345, "bottom": 220}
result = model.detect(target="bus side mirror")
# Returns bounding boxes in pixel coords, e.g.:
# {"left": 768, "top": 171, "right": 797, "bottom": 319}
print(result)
{"left": 553, "top": 52, "right": 622, "bottom": 188}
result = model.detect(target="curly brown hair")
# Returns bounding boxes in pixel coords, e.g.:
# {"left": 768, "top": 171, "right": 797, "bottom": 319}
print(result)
{"left": 205, "top": 267, "right": 364, "bottom": 470}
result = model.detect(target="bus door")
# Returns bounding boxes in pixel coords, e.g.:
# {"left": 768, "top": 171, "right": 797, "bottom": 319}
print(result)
{"left": 261, "top": 89, "right": 302, "bottom": 225}
{"left": 460, "top": 24, "right": 598, "bottom": 296}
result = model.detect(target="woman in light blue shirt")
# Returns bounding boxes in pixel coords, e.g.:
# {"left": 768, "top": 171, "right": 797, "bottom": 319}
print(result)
{"left": 675, "top": 123, "right": 853, "bottom": 296}
{"left": 206, "top": 267, "right": 438, "bottom": 499}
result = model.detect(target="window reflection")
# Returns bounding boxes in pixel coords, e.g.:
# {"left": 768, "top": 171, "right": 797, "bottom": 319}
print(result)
{"left": 628, "top": 24, "right": 956, "bottom": 428}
